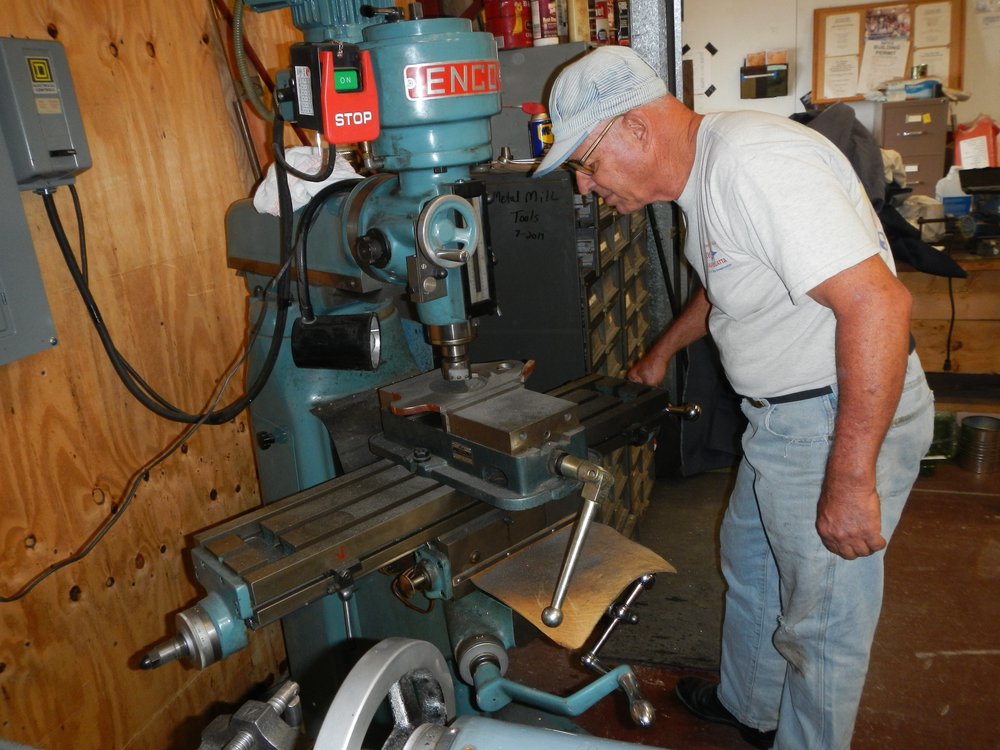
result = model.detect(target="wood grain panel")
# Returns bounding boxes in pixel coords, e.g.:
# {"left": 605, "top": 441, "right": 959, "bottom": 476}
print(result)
{"left": 902, "top": 269, "right": 1000, "bottom": 375}
{"left": 904, "top": 270, "right": 1000, "bottom": 321}
{"left": 912, "top": 320, "right": 1000, "bottom": 374}
{"left": 0, "top": 2, "right": 300, "bottom": 748}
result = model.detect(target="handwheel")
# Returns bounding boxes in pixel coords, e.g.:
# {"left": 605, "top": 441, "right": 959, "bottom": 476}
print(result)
{"left": 416, "top": 194, "right": 480, "bottom": 267}
{"left": 312, "top": 638, "right": 457, "bottom": 750}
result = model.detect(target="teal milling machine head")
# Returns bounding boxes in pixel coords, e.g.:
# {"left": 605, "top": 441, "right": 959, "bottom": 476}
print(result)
{"left": 226, "top": 0, "right": 592, "bottom": 508}
{"left": 222, "top": 0, "right": 513, "bottom": 499}
{"left": 256, "top": 0, "right": 502, "bottom": 382}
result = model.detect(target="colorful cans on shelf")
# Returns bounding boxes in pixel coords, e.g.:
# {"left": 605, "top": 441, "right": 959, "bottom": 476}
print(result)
{"left": 485, "top": 0, "right": 534, "bottom": 50}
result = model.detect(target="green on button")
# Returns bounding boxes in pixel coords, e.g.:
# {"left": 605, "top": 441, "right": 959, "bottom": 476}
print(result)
{"left": 335, "top": 70, "right": 359, "bottom": 91}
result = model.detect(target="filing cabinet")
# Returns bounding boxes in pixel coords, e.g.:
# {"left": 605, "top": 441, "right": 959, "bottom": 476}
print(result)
{"left": 874, "top": 97, "right": 949, "bottom": 197}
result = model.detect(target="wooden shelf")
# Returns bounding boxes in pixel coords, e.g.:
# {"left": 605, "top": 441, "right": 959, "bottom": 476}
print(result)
{"left": 897, "top": 252, "right": 1000, "bottom": 273}
{"left": 949, "top": 253, "right": 1000, "bottom": 272}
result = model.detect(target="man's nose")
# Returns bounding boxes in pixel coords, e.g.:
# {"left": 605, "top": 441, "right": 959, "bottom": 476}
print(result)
{"left": 575, "top": 171, "right": 595, "bottom": 193}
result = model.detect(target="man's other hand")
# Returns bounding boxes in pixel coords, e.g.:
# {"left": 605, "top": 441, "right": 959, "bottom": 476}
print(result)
{"left": 816, "top": 483, "right": 886, "bottom": 560}
{"left": 627, "top": 353, "right": 667, "bottom": 387}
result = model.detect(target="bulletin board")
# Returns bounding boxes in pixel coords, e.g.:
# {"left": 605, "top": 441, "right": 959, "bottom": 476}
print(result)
{"left": 812, "top": 0, "right": 964, "bottom": 104}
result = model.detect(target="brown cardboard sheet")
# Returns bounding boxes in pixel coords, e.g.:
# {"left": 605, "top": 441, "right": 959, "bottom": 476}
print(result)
{"left": 471, "top": 522, "right": 675, "bottom": 649}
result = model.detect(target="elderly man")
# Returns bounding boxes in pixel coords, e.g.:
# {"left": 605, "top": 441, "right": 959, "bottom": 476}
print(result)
{"left": 535, "top": 46, "right": 933, "bottom": 750}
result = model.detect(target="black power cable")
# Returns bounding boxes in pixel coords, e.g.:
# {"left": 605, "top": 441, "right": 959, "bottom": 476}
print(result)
{"left": 270, "top": 100, "right": 336, "bottom": 184}
{"left": 294, "top": 178, "right": 362, "bottom": 322}
{"left": 943, "top": 276, "right": 956, "bottom": 370}
{"left": 40, "top": 113, "right": 300, "bottom": 425}
{"left": 646, "top": 203, "right": 681, "bottom": 319}
{"left": 68, "top": 183, "right": 87, "bottom": 285}
{"left": 645, "top": 203, "right": 691, "bottom": 379}
{"left": 272, "top": 139, "right": 336, "bottom": 183}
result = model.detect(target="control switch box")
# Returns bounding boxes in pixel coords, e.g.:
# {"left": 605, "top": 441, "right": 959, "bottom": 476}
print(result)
{"left": 0, "top": 38, "right": 91, "bottom": 190}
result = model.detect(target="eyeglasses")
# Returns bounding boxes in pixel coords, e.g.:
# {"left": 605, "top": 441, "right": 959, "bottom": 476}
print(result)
{"left": 564, "top": 116, "right": 622, "bottom": 176}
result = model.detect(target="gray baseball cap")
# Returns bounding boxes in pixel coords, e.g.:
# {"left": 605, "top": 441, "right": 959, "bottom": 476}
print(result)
{"left": 534, "top": 46, "right": 668, "bottom": 177}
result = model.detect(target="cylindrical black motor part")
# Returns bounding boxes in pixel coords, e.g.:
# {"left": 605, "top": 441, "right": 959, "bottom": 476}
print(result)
{"left": 291, "top": 313, "right": 381, "bottom": 371}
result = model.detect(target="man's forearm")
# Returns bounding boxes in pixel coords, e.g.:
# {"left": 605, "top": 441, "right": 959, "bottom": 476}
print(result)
{"left": 825, "top": 289, "right": 911, "bottom": 490}
{"left": 808, "top": 256, "right": 913, "bottom": 558}
{"left": 827, "top": 330, "right": 908, "bottom": 487}
{"left": 650, "top": 285, "right": 711, "bottom": 360}
{"left": 627, "top": 286, "right": 711, "bottom": 386}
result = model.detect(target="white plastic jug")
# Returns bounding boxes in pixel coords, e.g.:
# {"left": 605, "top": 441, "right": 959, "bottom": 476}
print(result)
{"left": 935, "top": 166, "right": 972, "bottom": 216}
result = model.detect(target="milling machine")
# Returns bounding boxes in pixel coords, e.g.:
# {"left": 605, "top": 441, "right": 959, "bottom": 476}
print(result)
{"left": 140, "top": 1, "right": 697, "bottom": 745}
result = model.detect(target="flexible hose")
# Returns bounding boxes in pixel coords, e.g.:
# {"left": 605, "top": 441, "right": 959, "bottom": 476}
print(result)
{"left": 233, "top": 0, "right": 274, "bottom": 122}
{"left": 235, "top": 0, "right": 334, "bottom": 177}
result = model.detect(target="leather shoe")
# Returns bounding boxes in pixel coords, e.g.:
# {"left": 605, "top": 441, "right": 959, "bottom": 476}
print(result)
{"left": 674, "top": 676, "right": 776, "bottom": 749}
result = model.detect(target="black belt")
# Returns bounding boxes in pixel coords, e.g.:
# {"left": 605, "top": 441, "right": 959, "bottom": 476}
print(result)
{"left": 745, "top": 335, "right": 917, "bottom": 409}
{"left": 745, "top": 385, "right": 833, "bottom": 409}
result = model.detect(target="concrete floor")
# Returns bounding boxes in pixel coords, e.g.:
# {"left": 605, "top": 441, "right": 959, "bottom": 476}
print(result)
{"left": 506, "top": 455, "right": 1000, "bottom": 749}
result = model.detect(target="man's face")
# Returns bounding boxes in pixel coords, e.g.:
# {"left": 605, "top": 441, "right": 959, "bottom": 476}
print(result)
{"left": 567, "top": 116, "right": 649, "bottom": 214}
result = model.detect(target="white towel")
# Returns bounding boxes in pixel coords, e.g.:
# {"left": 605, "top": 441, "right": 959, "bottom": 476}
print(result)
{"left": 252, "top": 146, "right": 360, "bottom": 216}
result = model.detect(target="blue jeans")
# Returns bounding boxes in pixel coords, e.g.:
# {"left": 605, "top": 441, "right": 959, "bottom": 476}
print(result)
{"left": 718, "top": 351, "right": 934, "bottom": 750}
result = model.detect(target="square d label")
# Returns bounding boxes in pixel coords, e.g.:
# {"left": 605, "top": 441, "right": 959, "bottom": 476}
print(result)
{"left": 27, "top": 57, "right": 53, "bottom": 83}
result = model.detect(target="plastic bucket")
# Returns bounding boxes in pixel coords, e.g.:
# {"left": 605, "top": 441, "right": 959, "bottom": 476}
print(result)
{"left": 956, "top": 415, "right": 1000, "bottom": 474}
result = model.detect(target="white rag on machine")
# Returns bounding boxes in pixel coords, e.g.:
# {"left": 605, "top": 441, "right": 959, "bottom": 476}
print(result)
{"left": 252, "top": 146, "right": 361, "bottom": 216}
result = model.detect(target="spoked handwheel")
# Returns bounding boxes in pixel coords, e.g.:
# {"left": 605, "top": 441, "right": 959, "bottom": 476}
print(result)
{"left": 312, "top": 638, "right": 457, "bottom": 750}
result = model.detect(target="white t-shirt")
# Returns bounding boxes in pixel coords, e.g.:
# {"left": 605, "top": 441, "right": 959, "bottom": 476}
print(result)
{"left": 675, "top": 111, "right": 896, "bottom": 398}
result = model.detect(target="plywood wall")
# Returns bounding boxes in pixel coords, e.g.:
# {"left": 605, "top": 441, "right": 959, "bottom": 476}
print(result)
{"left": 0, "top": 2, "right": 301, "bottom": 748}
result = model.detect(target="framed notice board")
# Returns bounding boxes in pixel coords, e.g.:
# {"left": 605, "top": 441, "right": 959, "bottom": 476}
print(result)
{"left": 812, "top": 0, "right": 964, "bottom": 104}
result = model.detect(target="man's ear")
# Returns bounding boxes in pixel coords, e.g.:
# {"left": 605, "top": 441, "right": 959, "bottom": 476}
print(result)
{"left": 622, "top": 110, "right": 651, "bottom": 152}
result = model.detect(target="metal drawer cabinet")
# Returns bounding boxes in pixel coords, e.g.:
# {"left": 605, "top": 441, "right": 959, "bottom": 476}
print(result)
{"left": 874, "top": 97, "right": 949, "bottom": 197}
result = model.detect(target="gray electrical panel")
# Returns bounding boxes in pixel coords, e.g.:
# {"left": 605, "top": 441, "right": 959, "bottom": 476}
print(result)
{"left": 0, "top": 38, "right": 90, "bottom": 366}
{"left": 0, "top": 38, "right": 91, "bottom": 189}
{"left": 0, "top": 127, "right": 58, "bottom": 365}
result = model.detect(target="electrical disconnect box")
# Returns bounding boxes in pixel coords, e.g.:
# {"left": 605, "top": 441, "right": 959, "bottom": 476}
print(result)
{"left": 0, "top": 38, "right": 91, "bottom": 189}
{"left": 0, "top": 38, "right": 91, "bottom": 365}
